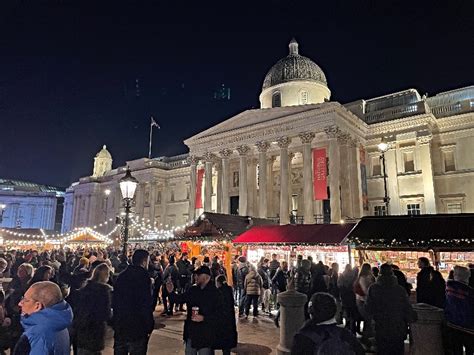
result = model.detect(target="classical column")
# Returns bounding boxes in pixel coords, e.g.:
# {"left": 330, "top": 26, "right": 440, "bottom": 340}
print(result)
{"left": 267, "top": 156, "right": 276, "bottom": 217}
{"left": 325, "top": 126, "right": 342, "bottom": 223}
{"left": 350, "top": 138, "right": 363, "bottom": 218}
{"left": 149, "top": 182, "right": 156, "bottom": 224}
{"left": 338, "top": 133, "right": 353, "bottom": 219}
{"left": 236, "top": 145, "right": 250, "bottom": 216}
{"left": 187, "top": 156, "right": 198, "bottom": 221}
{"left": 216, "top": 161, "right": 222, "bottom": 213}
{"left": 203, "top": 153, "right": 215, "bottom": 212}
{"left": 299, "top": 132, "right": 315, "bottom": 224}
{"left": 384, "top": 147, "right": 401, "bottom": 215}
{"left": 247, "top": 157, "right": 257, "bottom": 217}
{"left": 278, "top": 137, "right": 291, "bottom": 224}
{"left": 256, "top": 141, "right": 270, "bottom": 218}
{"left": 418, "top": 134, "right": 436, "bottom": 214}
{"left": 219, "top": 149, "right": 232, "bottom": 214}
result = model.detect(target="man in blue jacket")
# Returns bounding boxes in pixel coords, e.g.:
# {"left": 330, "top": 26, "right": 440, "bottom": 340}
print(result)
{"left": 13, "top": 281, "right": 73, "bottom": 355}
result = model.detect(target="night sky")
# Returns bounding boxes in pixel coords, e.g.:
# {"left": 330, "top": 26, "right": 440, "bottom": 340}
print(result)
{"left": 1, "top": 0, "right": 473, "bottom": 188}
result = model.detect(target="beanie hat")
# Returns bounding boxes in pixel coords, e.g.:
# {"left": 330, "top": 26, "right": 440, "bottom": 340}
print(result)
{"left": 309, "top": 293, "right": 337, "bottom": 323}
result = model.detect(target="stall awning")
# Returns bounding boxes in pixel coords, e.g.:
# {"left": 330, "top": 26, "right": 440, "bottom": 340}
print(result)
{"left": 347, "top": 214, "right": 474, "bottom": 250}
{"left": 232, "top": 224, "right": 354, "bottom": 245}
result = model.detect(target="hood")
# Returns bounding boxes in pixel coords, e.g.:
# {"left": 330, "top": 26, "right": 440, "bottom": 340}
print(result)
{"left": 21, "top": 300, "right": 73, "bottom": 335}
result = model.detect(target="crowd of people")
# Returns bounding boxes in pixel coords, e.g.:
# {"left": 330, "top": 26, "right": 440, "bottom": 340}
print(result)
{"left": 0, "top": 246, "right": 471, "bottom": 354}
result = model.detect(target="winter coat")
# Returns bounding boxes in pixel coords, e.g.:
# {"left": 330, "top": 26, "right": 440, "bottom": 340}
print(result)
{"left": 355, "top": 274, "right": 375, "bottom": 302}
{"left": 445, "top": 279, "right": 474, "bottom": 331}
{"left": 257, "top": 266, "right": 271, "bottom": 290}
{"left": 393, "top": 269, "right": 412, "bottom": 296}
{"left": 291, "top": 321, "right": 365, "bottom": 355}
{"left": 416, "top": 266, "right": 446, "bottom": 308}
{"left": 310, "top": 273, "right": 328, "bottom": 296}
{"left": 366, "top": 274, "right": 417, "bottom": 342}
{"left": 163, "top": 264, "right": 180, "bottom": 287}
{"left": 338, "top": 270, "right": 357, "bottom": 309}
{"left": 295, "top": 269, "right": 311, "bottom": 295}
{"left": 169, "top": 281, "right": 222, "bottom": 350}
{"left": 269, "top": 259, "right": 280, "bottom": 279}
{"left": 13, "top": 300, "right": 73, "bottom": 355}
{"left": 272, "top": 268, "right": 289, "bottom": 293}
{"left": 73, "top": 280, "right": 113, "bottom": 351}
{"left": 213, "top": 284, "right": 238, "bottom": 350}
{"left": 112, "top": 265, "right": 154, "bottom": 341}
{"left": 244, "top": 270, "right": 263, "bottom": 296}
{"left": 177, "top": 259, "right": 192, "bottom": 284}
{"left": 237, "top": 263, "right": 249, "bottom": 289}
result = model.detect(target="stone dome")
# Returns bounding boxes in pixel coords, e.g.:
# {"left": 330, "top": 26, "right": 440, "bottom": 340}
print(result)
{"left": 95, "top": 145, "right": 112, "bottom": 159}
{"left": 262, "top": 39, "right": 328, "bottom": 90}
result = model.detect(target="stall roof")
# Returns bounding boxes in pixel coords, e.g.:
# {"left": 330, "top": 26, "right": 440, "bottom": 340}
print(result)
{"left": 232, "top": 224, "right": 354, "bottom": 245}
{"left": 347, "top": 214, "right": 474, "bottom": 250}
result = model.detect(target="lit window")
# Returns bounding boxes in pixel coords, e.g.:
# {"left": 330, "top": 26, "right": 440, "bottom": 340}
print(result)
{"left": 407, "top": 203, "right": 421, "bottom": 215}
{"left": 443, "top": 151, "right": 455, "bottom": 172}
{"left": 446, "top": 202, "right": 462, "bottom": 214}
{"left": 272, "top": 92, "right": 281, "bottom": 108}
{"left": 374, "top": 205, "right": 387, "bottom": 216}
{"left": 403, "top": 151, "right": 415, "bottom": 172}
{"left": 371, "top": 156, "right": 381, "bottom": 176}
{"left": 300, "top": 91, "right": 308, "bottom": 104}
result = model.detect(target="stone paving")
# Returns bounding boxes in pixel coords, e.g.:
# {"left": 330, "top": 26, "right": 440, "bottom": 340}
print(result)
{"left": 102, "top": 305, "right": 280, "bottom": 354}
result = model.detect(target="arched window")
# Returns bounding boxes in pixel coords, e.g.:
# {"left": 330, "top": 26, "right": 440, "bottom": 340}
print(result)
{"left": 300, "top": 91, "right": 308, "bottom": 104}
{"left": 272, "top": 92, "right": 281, "bottom": 108}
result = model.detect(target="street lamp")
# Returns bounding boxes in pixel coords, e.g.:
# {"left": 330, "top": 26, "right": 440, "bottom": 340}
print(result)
{"left": 0, "top": 204, "right": 6, "bottom": 224}
{"left": 119, "top": 168, "right": 138, "bottom": 255}
{"left": 377, "top": 138, "right": 390, "bottom": 215}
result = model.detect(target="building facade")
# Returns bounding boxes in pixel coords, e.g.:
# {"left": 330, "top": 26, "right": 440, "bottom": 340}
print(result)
{"left": 0, "top": 179, "right": 64, "bottom": 231}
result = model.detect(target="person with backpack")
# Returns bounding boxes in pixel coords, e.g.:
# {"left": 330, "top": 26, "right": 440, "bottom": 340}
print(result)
{"left": 291, "top": 292, "right": 364, "bottom": 355}
{"left": 162, "top": 255, "right": 180, "bottom": 316}
{"left": 416, "top": 257, "right": 446, "bottom": 308}
{"left": 244, "top": 266, "right": 263, "bottom": 318}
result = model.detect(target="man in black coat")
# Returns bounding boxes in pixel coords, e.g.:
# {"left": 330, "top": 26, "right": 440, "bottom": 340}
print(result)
{"left": 112, "top": 249, "right": 154, "bottom": 355}
{"left": 167, "top": 265, "right": 222, "bottom": 354}
{"left": 416, "top": 257, "right": 446, "bottom": 308}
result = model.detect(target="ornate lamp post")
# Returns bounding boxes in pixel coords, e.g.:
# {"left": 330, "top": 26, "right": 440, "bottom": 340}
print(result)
{"left": 119, "top": 168, "right": 138, "bottom": 255}
{"left": 377, "top": 138, "right": 390, "bottom": 215}
{"left": 0, "top": 204, "right": 6, "bottom": 224}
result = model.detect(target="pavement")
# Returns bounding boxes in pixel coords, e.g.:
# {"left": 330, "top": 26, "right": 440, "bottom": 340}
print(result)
{"left": 102, "top": 305, "right": 280, "bottom": 354}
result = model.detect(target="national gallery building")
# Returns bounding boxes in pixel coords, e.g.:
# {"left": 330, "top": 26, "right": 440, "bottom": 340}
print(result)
{"left": 62, "top": 39, "right": 474, "bottom": 231}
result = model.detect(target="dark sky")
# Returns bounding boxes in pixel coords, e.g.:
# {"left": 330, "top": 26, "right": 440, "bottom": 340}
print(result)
{"left": 1, "top": 0, "right": 473, "bottom": 188}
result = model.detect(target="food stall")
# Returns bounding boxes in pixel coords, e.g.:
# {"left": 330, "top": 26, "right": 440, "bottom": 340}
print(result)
{"left": 232, "top": 223, "right": 355, "bottom": 268}
{"left": 346, "top": 214, "right": 474, "bottom": 284}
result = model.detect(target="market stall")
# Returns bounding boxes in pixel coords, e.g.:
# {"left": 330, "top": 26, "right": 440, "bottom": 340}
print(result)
{"left": 346, "top": 214, "right": 474, "bottom": 284}
{"left": 232, "top": 223, "right": 355, "bottom": 268}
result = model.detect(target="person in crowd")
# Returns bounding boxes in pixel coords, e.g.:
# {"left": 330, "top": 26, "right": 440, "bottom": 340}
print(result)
{"left": 416, "top": 257, "right": 446, "bottom": 308}
{"left": 0, "top": 258, "right": 8, "bottom": 294}
{"left": 244, "top": 266, "right": 263, "bottom": 318}
{"left": 0, "top": 289, "right": 11, "bottom": 355}
{"left": 73, "top": 257, "right": 90, "bottom": 275}
{"left": 73, "top": 263, "right": 113, "bottom": 355}
{"left": 354, "top": 263, "right": 375, "bottom": 346}
{"left": 291, "top": 292, "right": 364, "bottom": 355}
{"left": 366, "top": 263, "right": 417, "bottom": 355}
{"left": 468, "top": 263, "right": 474, "bottom": 288}
{"left": 231, "top": 256, "right": 240, "bottom": 304}
{"left": 310, "top": 261, "right": 328, "bottom": 295}
{"left": 444, "top": 266, "right": 473, "bottom": 355}
{"left": 372, "top": 266, "right": 379, "bottom": 279}
{"left": 149, "top": 255, "right": 163, "bottom": 311}
{"left": 13, "top": 281, "right": 73, "bottom": 355}
{"left": 176, "top": 252, "right": 192, "bottom": 311}
{"left": 210, "top": 261, "right": 224, "bottom": 283}
{"left": 112, "top": 249, "right": 154, "bottom": 355}
{"left": 272, "top": 261, "right": 289, "bottom": 327}
{"left": 29, "top": 265, "right": 55, "bottom": 286}
{"left": 237, "top": 257, "right": 249, "bottom": 317}
{"left": 257, "top": 258, "right": 272, "bottom": 315}
{"left": 214, "top": 275, "right": 237, "bottom": 355}
{"left": 391, "top": 265, "right": 412, "bottom": 296}
{"left": 328, "top": 262, "right": 341, "bottom": 323}
{"left": 202, "top": 256, "right": 210, "bottom": 267}
{"left": 295, "top": 259, "right": 311, "bottom": 318}
{"left": 110, "top": 251, "right": 120, "bottom": 271}
{"left": 166, "top": 265, "right": 222, "bottom": 355}
{"left": 269, "top": 254, "right": 280, "bottom": 306}
{"left": 338, "top": 264, "right": 359, "bottom": 334}
{"left": 116, "top": 254, "right": 129, "bottom": 274}
{"left": 162, "top": 255, "right": 179, "bottom": 316}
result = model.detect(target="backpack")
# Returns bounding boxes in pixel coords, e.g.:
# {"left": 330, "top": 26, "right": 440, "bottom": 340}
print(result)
{"left": 300, "top": 326, "right": 357, "bottom": 355}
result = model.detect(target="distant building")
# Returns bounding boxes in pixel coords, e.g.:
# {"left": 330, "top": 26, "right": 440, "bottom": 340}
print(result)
{"left": 0, "top": 179, "right": 64, "bottom": 231}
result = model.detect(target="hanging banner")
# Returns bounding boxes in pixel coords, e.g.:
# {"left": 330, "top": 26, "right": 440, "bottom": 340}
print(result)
{"left": 313, "top": 148, "right": 328, "bottom": 200}
{"left": 195, "top": 168, "right": 204, "bottom": 209}
{"left": 359, "top": 145, "right": 369, "bottom": 211}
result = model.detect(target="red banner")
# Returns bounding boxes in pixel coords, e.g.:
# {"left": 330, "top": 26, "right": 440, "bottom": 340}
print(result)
{"left": 195, "top": 168, "right": 204, "bottom": 209}
{"left": 313, "top": 148, "right": 328, "bottom": 200}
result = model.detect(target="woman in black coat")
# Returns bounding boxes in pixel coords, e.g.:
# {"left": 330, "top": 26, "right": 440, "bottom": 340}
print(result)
{"left": 214, "top": 275, "right": 238, "bottom": 355}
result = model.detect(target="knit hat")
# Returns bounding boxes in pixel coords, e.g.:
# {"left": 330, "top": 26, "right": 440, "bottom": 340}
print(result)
{"left": 308, "top": 293, "right": 337, "bottom": 323}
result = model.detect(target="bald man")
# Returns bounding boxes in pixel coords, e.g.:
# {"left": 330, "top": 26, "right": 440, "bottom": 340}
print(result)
{"left": 13, "top": 281, "right": 73, "bottom": 355}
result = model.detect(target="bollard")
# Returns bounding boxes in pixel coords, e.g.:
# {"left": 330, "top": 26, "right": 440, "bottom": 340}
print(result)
{"left": 410, "top": 303, "right": 444, "bottom": 355}
{"left": 276, "top": 280, "right": 307, "bottom": 355}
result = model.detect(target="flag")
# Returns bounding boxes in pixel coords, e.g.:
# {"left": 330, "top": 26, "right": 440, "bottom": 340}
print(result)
{"left": 151, "top": 116, "right": 160, "bottom": 129}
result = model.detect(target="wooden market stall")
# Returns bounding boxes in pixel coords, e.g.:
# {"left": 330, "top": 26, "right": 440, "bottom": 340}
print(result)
{"left": 346, "top": 214, "right": 474, "bottom": 284}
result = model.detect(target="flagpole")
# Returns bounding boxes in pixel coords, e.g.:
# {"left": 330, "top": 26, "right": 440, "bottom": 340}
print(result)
{"left": 148, "top": 122, "right": 153, "bottom": 159}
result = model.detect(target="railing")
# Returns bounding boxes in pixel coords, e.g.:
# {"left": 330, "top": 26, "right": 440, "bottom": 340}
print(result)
{"left": 365, "top": 101, "right": 426, "bottom": 124}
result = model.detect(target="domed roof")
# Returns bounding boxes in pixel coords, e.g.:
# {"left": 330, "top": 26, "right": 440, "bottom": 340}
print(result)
{"left": 95, "top": 145, "right": 112, "bottom": 159}
{"left": 262, "top": 39, "right": 327, "bottom": 90}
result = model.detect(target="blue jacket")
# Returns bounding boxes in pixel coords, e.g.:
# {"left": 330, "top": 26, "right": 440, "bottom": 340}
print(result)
{"left": 445, "top": 280, "right": 474, "bottom": 331}
{"left": 15, "top": 300, "right": 73, "bottom": 355}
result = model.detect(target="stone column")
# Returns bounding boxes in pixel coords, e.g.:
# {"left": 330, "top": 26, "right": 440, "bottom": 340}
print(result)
{"left": 203, "top": 153, "right": 215, "bottom": 212}
{"left": 350, "top": 138, "right": 363, "bottom": 218}
{"left": 299, "top": 132, "right": 315, "bottom": 224}
{"left": 149, "top": 182, "right": 156, "bottom": 224}
{"left": 339, "top": 133, "right": 353, "bottom": 219}
{"left": 187, "top": 156, "right": 198, "bottom": 221}
{"left": 256, "top": 141, "right": 270, "bottom": 218}
{"left": 216, "top": 161, "right": 222, "bottom": 213}
{"left": 236, "top": 145, "right": 250, "bottom": 216}
{"left": 276, "top": 283, "right": 307, "bottom": 355}
{"left": 247, "top": 157, "right": 257, "bottom": 217}
{"left": 384, "top": 147, "right": 401, "bottom": 215}
{"left": 267, "top": 156, "right": 275, "bottom": 217}
{"left": 325, "top": 126, "right": 341, "bottom": 223}
{"left": 418, "top": 135, "right": 436, "bottom": 214}
{"left": 410, "top": 303, "right": 444, "bottom": 355}
{"left": 219, "top": 149, "right": 232, "bottom": 214}
{"left": 277, "top": 137, "right": 291, "bottom": 225}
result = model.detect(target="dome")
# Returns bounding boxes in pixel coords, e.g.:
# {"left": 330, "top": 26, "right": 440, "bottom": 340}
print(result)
{"left": 262, "top": 39, "right": 327, "bottom": 90}
{"left": 95, "top": 145, "right": 112, "bottom": 159}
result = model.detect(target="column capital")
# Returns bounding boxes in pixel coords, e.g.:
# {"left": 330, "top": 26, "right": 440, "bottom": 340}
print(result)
{"left": 337, "top": 132, "right": 352, "bottom": 145}
{"left": 324, "top": 125, "right": 341, "bottom": 139}
{"left": 236, "top": 145, "right": 251, "bottom": 156}
{"left": 255, "top": 141, "right": 270, "bottom": 153}
{"left": 219, "top": 148, "right": 233, "bottom": 158}
{"left": 203, "top": 152, "right": 217, "bottom": 162}
{"left": 186, "top": 155, "right": 200, "bottom": 165}
{"left": 417, "top": 133, "right": 433, "bottom": 145}
{"left": 349, "top": 137, "right": 359, "bottom": 148}
{"left": 298, "top": 132, "right": 315, "bottom": 144}
{"left": 277, "top": 136, "right": 291, "bottom": 149}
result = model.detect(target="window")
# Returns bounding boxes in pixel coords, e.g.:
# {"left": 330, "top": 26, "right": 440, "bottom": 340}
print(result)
{"left": 374, "top": 205, "right": 387, "bottom": 216}
{"left": 403, "top": 151, "right": 415, "bottom": 172}
{"left": 170, "top": 190, "right": 175, "bottom": 202}
{"left": 272, "top": 92, "right": 281, "bottom": 108}
{"left": 300, "top": 91, "right": 308, "bottom": 104}
{"left": 443, "top": 151, "right": 455, "bottom": 172}
{"left": 446, "top": 202, "right": 462, "bottom": 214}
{"left": 232, "top": 171, "right": 239, "bottom": 187}
{"left": 407, "top": 203, "right": 421, "bottom": 215}
{"left": 371, "top": 156, "right": 381, "bottom": 176}
{"left": 156, "top": 191, "right": 162, "bottom": 204}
